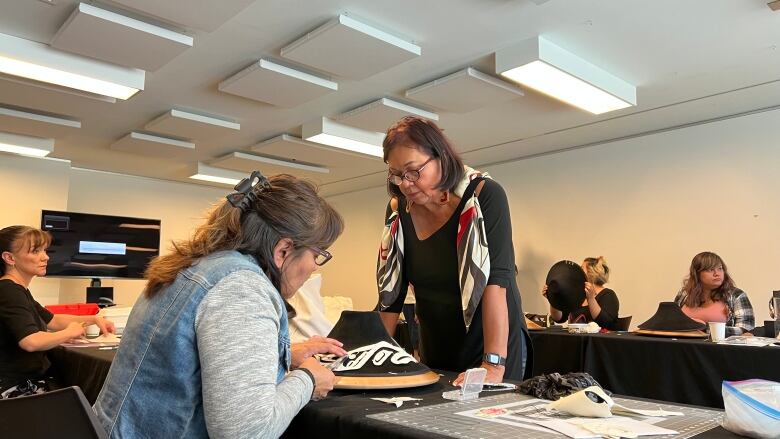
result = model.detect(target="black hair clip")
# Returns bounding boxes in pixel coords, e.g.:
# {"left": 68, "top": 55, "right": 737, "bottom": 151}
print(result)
{"left": 226, "top": 170, "right": 271, "bottom": 212}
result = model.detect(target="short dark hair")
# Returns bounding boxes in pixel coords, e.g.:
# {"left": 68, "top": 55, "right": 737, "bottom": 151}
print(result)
{"left": 382, "top": 116, "right": 464, "bottom": 198}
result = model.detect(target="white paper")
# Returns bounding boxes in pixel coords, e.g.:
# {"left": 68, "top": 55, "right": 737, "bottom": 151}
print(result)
{"left": 371, "top": 397, "right": 422, "bottom": 408}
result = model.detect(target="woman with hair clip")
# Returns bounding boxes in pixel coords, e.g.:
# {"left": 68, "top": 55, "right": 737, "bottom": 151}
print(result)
{"left": 674, "top": 251, "right": 754, "bottom": 336}
{"left": 0, "top": 225, "right": 114, "bottom": 398}
{"left": 376, "top": 116, "right": 531, "bottom": 387}
{"left": 543, "top": 256, "right": 620, "bottom": 330}
{"left": 95, "top": 172, "right": 346, "bottom": 439}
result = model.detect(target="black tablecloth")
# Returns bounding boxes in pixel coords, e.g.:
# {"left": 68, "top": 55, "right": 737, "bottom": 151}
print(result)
{"left": 284, "top": 371, "right": 740, "bottom": 439}
{"left": 529, "top": 330, "right": 780, "bottom": 408}
{"left": 48, "top": 346, "right": 115, "bottom": 404}
{"left": 48, "top": 347, "right": 743, "bottom": 438}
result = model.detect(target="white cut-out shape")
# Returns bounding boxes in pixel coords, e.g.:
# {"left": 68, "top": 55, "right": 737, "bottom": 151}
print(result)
{"left": 319, "top": 341, "right": 416, "bottom": 372}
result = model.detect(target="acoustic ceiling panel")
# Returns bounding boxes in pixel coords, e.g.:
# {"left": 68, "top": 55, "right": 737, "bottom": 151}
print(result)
{"left": 111, "top": 0, "right": 255, "bottom": 32}
{"left": 405, "top": 67, "right": 524, "bottom": 113}
{"left": 218, "top": 59, "right": 337, "bottom": 107}
{"left": 0, "top": 104, "right": 81, "bottom": 138}
{"left": 251, "top": 134, "right": 386, "bottom": 173}
{"left": 144, "top": 109, "right": 240, "bottom": 139}
{"left": 209, "top": 151, "right": 330, "bottom": 181}
{"left": 110, "top": 131, "right": 195, "bottom": 158}
{"left": 336, "top": 97, "right": 438, "bottom": 132}
{"left": 280, "top": 14, "right": 420, "bottom": 79}
{"left": 51, "top": 3, "right": 193, "bottom": 71}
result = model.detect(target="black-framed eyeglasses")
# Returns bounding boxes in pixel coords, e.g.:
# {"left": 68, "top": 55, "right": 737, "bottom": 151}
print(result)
{"left": 310, "top": 246, "right": 332, "bottom": 266}
{"left": 387, "top": 157, "right": 435, "bottom": 186}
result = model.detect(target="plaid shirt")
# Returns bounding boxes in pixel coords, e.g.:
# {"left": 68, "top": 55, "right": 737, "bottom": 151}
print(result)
{"left": 674, "top": 288, "right": 755, "bottom": 336}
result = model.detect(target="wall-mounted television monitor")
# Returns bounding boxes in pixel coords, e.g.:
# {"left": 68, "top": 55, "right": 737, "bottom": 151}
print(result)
{"left": 41, "top": 210, "right": 161, "bottom": 279}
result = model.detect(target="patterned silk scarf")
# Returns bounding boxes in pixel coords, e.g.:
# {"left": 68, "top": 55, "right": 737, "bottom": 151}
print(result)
{"left": 377, "top": 167, "right": 492, "bottom": 329}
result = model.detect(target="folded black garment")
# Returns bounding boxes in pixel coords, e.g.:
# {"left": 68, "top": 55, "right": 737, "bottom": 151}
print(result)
{"left": 517, "top": 372, "right": 611, "bottom": 401}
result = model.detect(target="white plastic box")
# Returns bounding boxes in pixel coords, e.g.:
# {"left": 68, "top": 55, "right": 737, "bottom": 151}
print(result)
{"left": 99, "top": 306, "right": 133, "bottom": 335}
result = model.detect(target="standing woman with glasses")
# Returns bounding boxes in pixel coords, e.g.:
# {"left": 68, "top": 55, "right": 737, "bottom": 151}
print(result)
{"left": 674, "top": 251, "right": 754, "bottom": 336}
{"left": 377, "top": 116, "right": 532, "bottom": 386}
{"left": 95, "top": 173, "right": 347, "bottom": 438}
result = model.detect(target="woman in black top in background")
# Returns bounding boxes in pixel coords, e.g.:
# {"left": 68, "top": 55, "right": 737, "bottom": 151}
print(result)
{"left": 376, "top": 117, "right": 531, "bottom": 385}
{"left": 0, "top": 226, "right": 114, "bottom": 397}
{"left": 544, "top": 256, "right": 619, "bottom": 329}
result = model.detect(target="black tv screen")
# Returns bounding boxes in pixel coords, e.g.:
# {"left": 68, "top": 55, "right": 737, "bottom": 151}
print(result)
{"left": 41, "top": 210, "right": 161, "bottom": 279}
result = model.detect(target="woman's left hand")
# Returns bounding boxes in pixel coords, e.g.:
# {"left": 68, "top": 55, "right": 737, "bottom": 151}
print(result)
{"left": 584, "top": 282, "right": 597, "bottom": 300}
{"left": 452, "top": 363, "right": 505, "bottom": 387}
{"left": 92, "top": 316, "right": 116, "bottom": 334}
{"left": 290, "top": 335, "right": 348, "bottom": 368}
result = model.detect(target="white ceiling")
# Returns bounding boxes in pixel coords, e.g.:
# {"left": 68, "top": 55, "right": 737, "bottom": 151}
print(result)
{"left": 0, "top": 0, "right": 779, "bottom": 196}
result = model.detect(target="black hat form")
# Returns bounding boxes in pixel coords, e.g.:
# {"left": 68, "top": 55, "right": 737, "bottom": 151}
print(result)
{"left": 325, "top": 311, "right": 439, "bottom": 388}
{"left": 546, "top": 260, "right": 586, "bottom": 316}
{"left": 638, "top": 302, "right": 707, "bottom": 332}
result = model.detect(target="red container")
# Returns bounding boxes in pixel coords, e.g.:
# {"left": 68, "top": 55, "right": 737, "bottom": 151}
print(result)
{"left": 45, "top": 303, "right": 99, "bottom": 316}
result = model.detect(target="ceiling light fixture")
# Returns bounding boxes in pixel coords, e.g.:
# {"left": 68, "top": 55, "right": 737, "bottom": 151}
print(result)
{"left": 188, "top": 162, "right": 245, "bottom": 186}
{"left": 496, "top": 36, "right": 635, "bottom": 114}
{"left": 0, "top": 131, "right": 54, "bottom": 157}
{"left": 0, "top": 32, "right": 144, "bottom": 100}
{"left": 302, "top": 117, "right": 384, "bottom": 158}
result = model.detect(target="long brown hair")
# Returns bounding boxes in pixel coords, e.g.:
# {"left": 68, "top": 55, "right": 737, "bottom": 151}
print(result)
{"left": 681, "top": 251, "right": 736, "bottom": 307}
{"left": 144, "top": 174, "right": 343, "bottom": 297}
{"left": 383, "top": 116, "right": 464, "bottom": 198}
{"left": 0, "top": 226, "right": 51, "bottom": 275}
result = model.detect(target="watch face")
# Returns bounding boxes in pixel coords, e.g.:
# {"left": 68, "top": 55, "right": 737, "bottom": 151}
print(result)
{"left": 485, "top": 353, "right": 500, "bottom": 363}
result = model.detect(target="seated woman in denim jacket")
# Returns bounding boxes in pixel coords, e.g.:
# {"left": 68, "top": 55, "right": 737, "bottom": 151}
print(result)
{"left": 674, "top": 251, "right": 755, "bottom": 336}
{"left": 95, "top": 173, "right": 347, "bottom": 438}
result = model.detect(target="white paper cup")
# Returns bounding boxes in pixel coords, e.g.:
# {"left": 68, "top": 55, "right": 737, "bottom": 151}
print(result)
{"left": 86, "top": 324, "right": 100, "bottom": 337}
{"left": 708, "top": 321, "right": 726, "bottom": 342}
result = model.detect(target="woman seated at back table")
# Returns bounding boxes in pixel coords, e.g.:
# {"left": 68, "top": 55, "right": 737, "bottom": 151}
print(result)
{"left": 0, "top": 225, "right": 114, "bottom": 398}
{"left": 543, "top": 256, "right": 620, "bottom": 330}
{"left": 674, "top": 251, "right": 754, "bottom": 336}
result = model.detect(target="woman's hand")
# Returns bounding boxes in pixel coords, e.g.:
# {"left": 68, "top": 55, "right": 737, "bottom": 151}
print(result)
{"left": 91, "top": 316, "right": 116, "bottom": 335}
{"left": 299, "top": 357, "right": 336, "bottom": 401}
{"left": 541, "top": 284, "right": 548, "bottom": 298}
{"left": 584, "top": 282, "right": 597, "bottom": 301}
{"left": 65, "top": 321, "right": 86, "bottom": 339}
{"left": 290, "top": 335, "right": 347, "bottom": 368}
{"left": 452, "top": 363, "right": 505, "bottom": 387}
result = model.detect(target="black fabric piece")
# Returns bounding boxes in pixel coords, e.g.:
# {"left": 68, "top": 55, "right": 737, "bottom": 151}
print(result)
{"left": 546, "top": 260, "right": 586, "bottom": 316}
{"left": 0, "top": 279, "right": 53, "bottom": 388}
{"left": 517, "top": 372, "right": 610, "bottom": 401}
{"left": 382, "top": 179, "right": 532, "bottom": 380}
{"left": 47, "top": 347, "right": 114, "bottom": 404}
{"left": 568, "top": 288, "right": 620, "bottom": 329}
{"left": 638, "top": 301, "right": 706, "bottom": 331}
{"left": 326, "top": 311, "right": 431, "bottom": 377}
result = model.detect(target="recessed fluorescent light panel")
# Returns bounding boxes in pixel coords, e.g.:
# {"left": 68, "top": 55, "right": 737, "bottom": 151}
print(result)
{"left": 0, "top": 32, "right": 144, "bottom": 100}
{"left": 0, "top": 131, "right": 54, "bottom": 157}
{"left": 188, "top": 162, "right": 245, "bottom": 185}
{"left": 336, "top": 98, "right": 438, "bottom": 132}
{"left": 209, "top": 151, "right": 330, "bottom": 174}
{"left": 302, "top": 118, "right": 385, "bottom": 158}
{"left": 281, "top": 14, "right": 420, "bottom": 79}
{"left": 496, "top": 36, "right": 636, "bottom": 114}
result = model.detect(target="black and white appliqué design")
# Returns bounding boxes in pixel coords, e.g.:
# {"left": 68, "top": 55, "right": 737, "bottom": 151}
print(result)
{"left": 319, "top": 341, "right": 416, "bottom": 373}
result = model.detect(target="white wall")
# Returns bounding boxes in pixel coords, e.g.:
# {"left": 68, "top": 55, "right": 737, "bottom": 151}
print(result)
{"left": 0, "top": 155, "right": 70, "bottom": 304}
{"left": 322, "top": 108, "right": 780, "bottom": 328}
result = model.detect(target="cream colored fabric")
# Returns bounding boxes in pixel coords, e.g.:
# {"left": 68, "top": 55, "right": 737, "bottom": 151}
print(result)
{"left": 288, "top": 274, "right": 353, "bottom": 343}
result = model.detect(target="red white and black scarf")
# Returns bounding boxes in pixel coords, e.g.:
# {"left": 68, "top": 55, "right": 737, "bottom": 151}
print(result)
{"left": 377, "top": 167, "right": 491, "bottom": 329}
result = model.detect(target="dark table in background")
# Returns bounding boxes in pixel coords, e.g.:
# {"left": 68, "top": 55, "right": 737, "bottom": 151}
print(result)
{"left": 529, "top": 330, "right": 780, "bottom": 408}
{"left": 48, "top": 346, "right": 115, "bottom": 404}
{"left": 48, "top": 347, "right": 743, "bottom": 438}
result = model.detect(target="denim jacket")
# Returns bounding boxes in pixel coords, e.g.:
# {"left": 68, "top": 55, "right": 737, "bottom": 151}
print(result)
{"left": 94, "top": 251, "right": 291, "bottom": 438}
